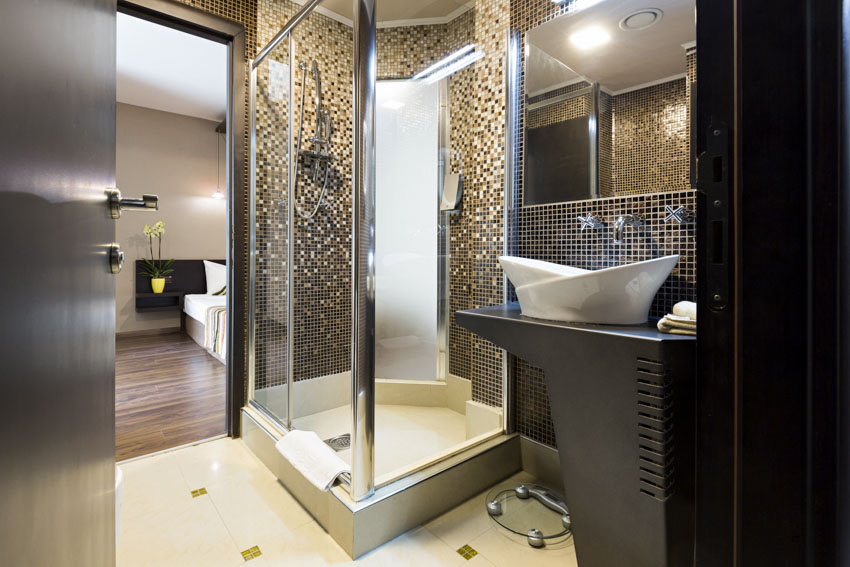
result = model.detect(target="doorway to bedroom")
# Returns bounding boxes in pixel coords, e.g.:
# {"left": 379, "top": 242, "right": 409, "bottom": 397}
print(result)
{"left": 113, "top": 12, "right": 230, "bottom": 461}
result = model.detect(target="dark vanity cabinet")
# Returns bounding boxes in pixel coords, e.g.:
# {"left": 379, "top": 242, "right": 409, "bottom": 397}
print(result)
{"left": 457, "top": 304, "right": 696, "bottom": 567}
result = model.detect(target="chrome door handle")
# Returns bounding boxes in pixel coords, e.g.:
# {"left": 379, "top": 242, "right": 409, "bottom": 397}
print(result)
{"left": 106, "top": 188, "right": 158, "bottom": 219}
{"left": 109, "top": 243, "right": 125, "bottom": 274}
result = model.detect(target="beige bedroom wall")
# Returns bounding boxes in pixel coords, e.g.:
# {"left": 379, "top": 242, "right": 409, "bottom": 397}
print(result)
{"left": 115, "top": 102, "right": 227, "bottom": 334}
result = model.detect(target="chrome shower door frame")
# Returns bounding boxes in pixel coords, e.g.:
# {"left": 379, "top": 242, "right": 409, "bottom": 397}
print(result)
{"left": 249, "top": 0, "right": 378, "bottom": 502}
{"left": 351, "top": 0, "right": 377, "bottom": 502}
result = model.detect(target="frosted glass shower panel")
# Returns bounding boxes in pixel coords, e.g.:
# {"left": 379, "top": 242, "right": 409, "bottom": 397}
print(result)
{"left": 375, "top": 80, "right": 439, "bottom": 381}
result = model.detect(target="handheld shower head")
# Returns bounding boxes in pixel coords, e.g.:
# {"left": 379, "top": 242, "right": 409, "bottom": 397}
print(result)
{"left": 311, "top": 60, "right": 322, "bottom": 116}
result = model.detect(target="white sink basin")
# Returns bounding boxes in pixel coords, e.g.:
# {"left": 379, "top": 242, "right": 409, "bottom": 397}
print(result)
{"left": 499, "top": 255, "right": 679, "bottom": 325}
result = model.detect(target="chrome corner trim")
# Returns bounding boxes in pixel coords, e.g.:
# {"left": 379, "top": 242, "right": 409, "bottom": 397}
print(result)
{"left": 247, "top": 62, "right": 258, "bottom": 404}
{"left": 351, "top": 0, "right": 377, "bottom": 502}
{"left": 502, "top": 28, "right": 522, "bottom": 434}
{"left": 589, "top": 81, "right": 600, "bottom": 199}
{"left": 253, "top": 0, "right": 325, "bottom": 69}
{"left": 437, "top": 78, "right": 451, "bottom": 383}
{"left": 286, "top": 33, "right": 295, "bottom": 431}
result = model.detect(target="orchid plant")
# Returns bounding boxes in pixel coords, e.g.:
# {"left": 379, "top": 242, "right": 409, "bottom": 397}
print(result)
{"left": 138, "top": 221, "right": 174, "bottom": 278}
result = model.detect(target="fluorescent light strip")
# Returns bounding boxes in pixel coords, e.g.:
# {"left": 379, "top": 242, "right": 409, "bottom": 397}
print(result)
{"left": 551, "top": 0, "right": 606, "bottom": 11}
{"left": 412, "top": 44, "right": 475, "bottom": 80}
{"left": 423, "top": 51, "right": 484, "bottom": 84}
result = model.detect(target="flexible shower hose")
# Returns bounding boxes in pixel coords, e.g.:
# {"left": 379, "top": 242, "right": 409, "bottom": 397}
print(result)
{"left": 292, "top": 61, "right": 332, "bottom": 220}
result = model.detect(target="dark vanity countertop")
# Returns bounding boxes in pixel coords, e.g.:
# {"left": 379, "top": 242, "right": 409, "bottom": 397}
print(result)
{"left": 456, "top": 303, "right": 695, "bottom": 343}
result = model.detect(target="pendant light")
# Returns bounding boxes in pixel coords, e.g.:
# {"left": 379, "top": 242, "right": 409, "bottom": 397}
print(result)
{"left": 212, "top": 131, "right": 224, "bottom": 200}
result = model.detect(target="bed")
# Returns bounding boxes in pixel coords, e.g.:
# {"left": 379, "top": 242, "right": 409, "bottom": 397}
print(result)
{"left": 184, "top": 294, "right": 227, "bottom": 362}
{"left": 134, "top": 258, "right": 227, "bottom": 363}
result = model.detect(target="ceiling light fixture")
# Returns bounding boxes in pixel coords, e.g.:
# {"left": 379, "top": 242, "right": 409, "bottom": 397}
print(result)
{"left": 550, "top": 0, "right": 606, "bottom": 12}
{"left": 422, "top": 51, "right": 484, "bottom": 84}
{"left": 619, "top": 8, "right": 664, "bottom": 31}
{"left": 569, "top": 26, "right": 610, "bottom": 50}
{"left": 412, "top": 44, "right": 475, "bottom": 81}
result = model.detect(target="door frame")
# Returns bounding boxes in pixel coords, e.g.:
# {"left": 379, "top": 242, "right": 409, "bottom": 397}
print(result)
{"left": 117, "top": 0, "right": 248, "bottom": 437}
{"left": 696, "top": 0, "right": 847, "bottom": 564}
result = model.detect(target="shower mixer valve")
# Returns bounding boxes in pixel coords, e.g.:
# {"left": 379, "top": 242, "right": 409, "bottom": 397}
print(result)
{"left": 293, "top": 59, "right": 335, "bottom": 219}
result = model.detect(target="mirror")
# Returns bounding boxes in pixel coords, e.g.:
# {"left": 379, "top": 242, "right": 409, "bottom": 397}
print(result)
{"left": 523, "top": 0, "right": 696, "bottom": 205}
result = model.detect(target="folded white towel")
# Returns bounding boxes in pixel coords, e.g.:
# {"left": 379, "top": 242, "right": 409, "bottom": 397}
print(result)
{"left": 275, "top": 430, "right": 350, "bottom": 491}
{"left": 672, "top": 301, "right": 697, "bottom": 321}
{"left": 657, "top": 314, "right": 696, "bottom": 336}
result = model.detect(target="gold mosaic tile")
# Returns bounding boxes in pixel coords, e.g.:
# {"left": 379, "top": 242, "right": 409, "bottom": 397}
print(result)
{"left": 241, "top": 545, "right": 263, "bottom": 561}
{"left": 457, "top": 544, "right": 479, "bottom": 560}
{"left": 190, "top": 488, "right": 208, "bottom": 498}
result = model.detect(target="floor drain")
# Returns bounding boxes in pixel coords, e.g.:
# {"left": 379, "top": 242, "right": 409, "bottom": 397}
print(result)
{"left": 324, "top": 434, "right": 351, "bottom": 452}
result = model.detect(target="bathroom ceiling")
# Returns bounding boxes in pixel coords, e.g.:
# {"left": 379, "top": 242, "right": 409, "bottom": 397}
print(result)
{"left": 299, "top": 0, "right": 474, "bottom": 26}
{"left": 527, "top": 0, "right": 695, "bottom": 94}
{"left": 116, "top": 13, "right": 227, "bottom": 122}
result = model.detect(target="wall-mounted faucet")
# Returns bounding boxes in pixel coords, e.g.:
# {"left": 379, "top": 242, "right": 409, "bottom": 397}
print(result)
{"left": 613, "top": 214, "right": 645, "bottom": 244}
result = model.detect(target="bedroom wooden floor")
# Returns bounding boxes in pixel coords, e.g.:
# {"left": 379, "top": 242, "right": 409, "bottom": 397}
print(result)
{"left": 115, "top": 332, "right": 226, "bottom": 461}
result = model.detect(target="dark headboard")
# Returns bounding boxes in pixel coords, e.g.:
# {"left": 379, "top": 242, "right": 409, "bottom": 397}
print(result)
{"left": 135, "top": 259, "right": 225, "bottom": 294}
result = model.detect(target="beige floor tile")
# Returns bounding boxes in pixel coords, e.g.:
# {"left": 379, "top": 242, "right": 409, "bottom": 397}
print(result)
{"left": 353, "top": 527, "right": 466, "bottom": 567}
{"left": 174, "top": 438, "right": 267, "bottom": 490}
{"left": 464, "top": 555, "right": 498, "bottom": 566}
{"left": 248, "top": 521, "right": 352, "bottom": 566}
{"left": 117, "top": 495, "right": 242, "bottom": 567}
{"left": 468, "top": 528, "right": 577, "bottom": 567}
{"left": 424, "top": 491, "right": 494, "bottom": 550}
{"left": 119, "top": 452, "right": 192, "bottom": 522}
{"left": 208, "top": 474, "right": 314, "bottom": 554}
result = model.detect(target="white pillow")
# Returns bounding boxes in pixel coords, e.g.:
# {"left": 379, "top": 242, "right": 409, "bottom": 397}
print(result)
{"left": 203, "top": 261, "right": 227, "bottom": 295}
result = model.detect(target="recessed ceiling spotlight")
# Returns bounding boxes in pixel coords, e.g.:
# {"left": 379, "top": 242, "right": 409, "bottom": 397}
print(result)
{"left": 569, "top": 26, "right": 610, "bottom": 50}
{"left": 619, "top": 8, "right": 664, "bottom": 31}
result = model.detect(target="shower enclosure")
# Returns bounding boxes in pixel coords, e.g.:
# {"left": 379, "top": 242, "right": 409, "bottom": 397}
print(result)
{"left": 246, "top": 0, "right": 510, "bottom": 510}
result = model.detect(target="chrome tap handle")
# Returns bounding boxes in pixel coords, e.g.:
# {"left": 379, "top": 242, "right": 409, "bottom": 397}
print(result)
{"left": 578, "top": 214, "right": 604, "bottom": 231}
{"left": 663, "top": 205, "right": 694, "bottom": 224}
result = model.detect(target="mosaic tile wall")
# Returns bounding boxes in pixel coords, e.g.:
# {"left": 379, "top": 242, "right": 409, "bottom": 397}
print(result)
{"left": 467, "top": 0, "right": 511, "bottom": 408}
{"left": 175, "top": 0, "right": 257, "bottom": 54}
{"left": 376, "top": 10, "right": 474, "bottom": 79}
{"left": 509, "top": 0, "right": 698, "bottom": 448}
{"left": 446, "top": 29, "right": 476, "bottom": 382}
{"left": 252, "top": 35, "right": 291, "bottom": 391}
{"left": 254, "top": 0, "right": 354, "bottom": 389}
{"left": 611, "top": 78, "right": 690, "bottom": 196}
{"left": 251, "top": 2, "right": 505, "bottom": 400}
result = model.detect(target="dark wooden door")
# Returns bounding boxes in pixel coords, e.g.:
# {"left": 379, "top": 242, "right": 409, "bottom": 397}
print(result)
{"left": 0, "top": 0, "right": 117, "bottom": 565}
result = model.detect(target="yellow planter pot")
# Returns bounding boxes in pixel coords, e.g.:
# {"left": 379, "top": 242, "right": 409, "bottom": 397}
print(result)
{"left": 151, "top": 278, "right": 166, "bottom": 294}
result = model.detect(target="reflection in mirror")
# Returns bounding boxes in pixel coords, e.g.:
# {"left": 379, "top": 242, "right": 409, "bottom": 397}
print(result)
{"left": 524, "top": 0, "right": 696, "bottom": 205}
